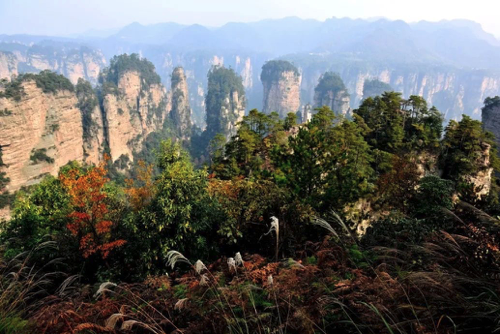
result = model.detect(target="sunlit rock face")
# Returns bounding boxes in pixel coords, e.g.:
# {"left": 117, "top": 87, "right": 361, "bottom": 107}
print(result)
{"left": 102, "top": 71, "right": 170, "bottom": 163}
{"left": 0, "top": 80, "right": 84, "bottom": 192}
{"left": 169, "top": 67, "right": 192, "bottom": 139}
{"left": 261, "top": 60, "right": 301, "bottom": 118}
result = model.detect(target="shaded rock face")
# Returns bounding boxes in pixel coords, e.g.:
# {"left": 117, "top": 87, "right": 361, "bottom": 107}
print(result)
{"left": 169, "top": 67, "right": 192, "bottom": 138}
{"left": 205, "top": 66, "right": 246, "bottom": 139}
{"left": 103, "top": 71, "right": 170, "bottom": 163}
{"left": 261, "top": 61, "right": 301, "bottom": 118}
{"left": 0, "top": 81, "right": 84, "bottom": 192}
{"left": 482, "top": 98, "right": 500, "bottom": 154}
{"left": 467, "top": 142, "right": 493, "bottom": 198}
{"left": 313, "top": 72, "right": 351, "bottom": 116}
{"left": 0, "top": 47, "right": 106, "bottom": 85}
{"left": 221, "top": 90, "right": 245, "bottom": 138}
{"left": 75, "top": 82, "right": 105, "bottom": 165}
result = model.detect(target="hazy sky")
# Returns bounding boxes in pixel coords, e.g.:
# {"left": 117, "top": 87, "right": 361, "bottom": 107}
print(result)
{"left": 1, "top": 0, "right": 499, "bottom": 37}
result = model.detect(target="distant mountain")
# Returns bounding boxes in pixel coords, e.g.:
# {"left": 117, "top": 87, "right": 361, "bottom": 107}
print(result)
{"left": 2, "top": 16, "right": 500, "bottom": 125}
{"left": 108, "top": 22, "right": 186, "bottom": 45}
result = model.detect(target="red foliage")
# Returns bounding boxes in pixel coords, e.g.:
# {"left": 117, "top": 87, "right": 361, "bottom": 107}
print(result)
{"left": 60, "top": 158, "right": 125, "bottom": 259}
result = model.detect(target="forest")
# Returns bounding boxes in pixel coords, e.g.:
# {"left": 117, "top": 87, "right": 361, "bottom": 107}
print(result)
{"left": 1, "top": 90, "right": 500, "bottom": 333}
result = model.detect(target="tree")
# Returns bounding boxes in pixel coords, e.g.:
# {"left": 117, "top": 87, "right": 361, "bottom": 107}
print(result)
{"left": 59, "top": 159, "right": 126, "bottom": 259}
{"left": 131, "top": 141, "right": 226, "bottom": 272}
{"left": 277, "top": 106, "right": 374, "bottom": 210}
{"left": 354, "top": 92, "right": 405, "bottom": 153}
{"left": 440, "top": 115, "right": 499, "bottom": 183}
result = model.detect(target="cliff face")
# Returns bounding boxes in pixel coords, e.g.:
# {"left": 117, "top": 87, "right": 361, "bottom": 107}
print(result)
{"left": 297, "top": 62, "right": 500, "bottom": 121}
{"left": 0, "top": 80, "right": 84, "bottom": 192}
{"left": 170, "top": 67, "right": 192, "bottom": 138}
{"left": 482, "top": 99, "right": 500, "bottom": 154}
{"left": 205, "top": 66, "right": 246, "bottom": 139}
{"left": 103, "top": 71, "right": 170, "bottom": 162}
{"left": 261, "top": 61, "right": 301, "bottom": 118}
{"left": 0, "top": 46, "right": 106, "bottom": 85}
{"left": 221, "top": 90, "right": 245, "bottom": 138}
{"left": 75, "top": 80, "right": 105, "bottom": 165}
{"left": 313, "top": 72, "right": 351, "bottom": 116}
{"left": 0, "top": 52, "right": 18, "bottom": 80}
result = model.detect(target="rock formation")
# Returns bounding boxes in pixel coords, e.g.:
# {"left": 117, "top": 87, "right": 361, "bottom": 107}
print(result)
{"left": 169, "top": 67, "right": 192, "bottom": 139}
{"left": 482, "top": 96, "right": 500, "bottom": 154}
{"left": 0, "top": 78, "right": 84, "bottom": 192}
{"left": 0, "top": 54, "right": 174, "bottom": 198}
{"left": 261, "top": 60, "right": 301, "bottom": 118}
{"left": 76, "top": 79, "right": 105, "bottom": 164}
{"left": 0, "top": 45, "right": 106, "bottom": 85}
{"left": 205, "top": 66, "right": 246, "bottom": 140}
{"left": 362, "top": 79, "right": 393, "bottom": 100}
{"left": 0, "top": 52, "right": 18, "bottom": 80}
{"left": 99, "top": 54, "right": 170, "bottom": 163}
{"left": 313, "top": 72, "right": 351, "bottom": 116}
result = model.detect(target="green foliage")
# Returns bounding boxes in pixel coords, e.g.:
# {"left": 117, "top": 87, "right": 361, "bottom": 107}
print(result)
{"left": 260, "top": 60, "right": 299, "bottom": 82}
{"left": 314, "top": 72, "right": 348, "bottom": 104}
{"left": 76, "top": 78, "right": 99, "bottom": 140}
{"left": 0, "top": 108, "right": 12, "bottom": 116}
{"left": 355, "top": 92, "right": 405, "bottom": 152}
{"left": 49, "top": 123, "right": 60, "bottom": 132}
{"left": 0, "top": 149, "right": 12, "bottom": 209}
{"left": 278, "top": 107, "right": 374, "bottom": 210}
{"left": 483, "top": 96, "right": 500, "bottom": 110}
{"left": 99, "top": 53, "right": 161, "bottom": 90}
{"left": 127, "top": 140, "right": 226, "bottom": 274}
{"left": 24, "top": 70, "right": 74, "bottom": 94}
{"left": 362, "top": 79, "right": 393, "bottom": 99}
{"left": 0, "top": 70, "right": 73, "bottom": 101}
{"left": 205, "top": 65, "right": 246, "bottom": 140}
{"left": 0, "top": 315, "right": 30, "bottom": 334}
{"left": 0, "top": 77, "right": 25, "bottom": 101}
{"left": 440, "top": 115, "right": 499, "bottom": 182}
{"left": 355, "top": 92, "right": 443, "bottom": 154}
{"left": 29, "top": 148, "right": 54, "bottom": 164}
{"left": 1, "top": 175, "right": 71, "bottom": 258}
{"left": 412, "top": 175, "right": 454, "bottom": 217}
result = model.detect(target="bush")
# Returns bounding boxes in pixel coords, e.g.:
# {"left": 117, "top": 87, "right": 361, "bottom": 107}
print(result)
{"left": 29, "top": 148, "right": 54, "bottom": 164}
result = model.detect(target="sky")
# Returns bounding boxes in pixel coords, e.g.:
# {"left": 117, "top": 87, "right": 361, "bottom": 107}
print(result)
{"left": 0, "top": 0, "right": 499, "bottom": 37}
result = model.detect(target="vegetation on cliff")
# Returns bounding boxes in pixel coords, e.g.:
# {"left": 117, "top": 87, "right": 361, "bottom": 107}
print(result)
{"left": 363, "top": 78, "right": 393, "bottom": 99}
{"left": 205, "top": 65, "right": 246, "bottom": 139}
{"left": 98, "top": 53, "right": 161, "bottom": 92}
{"left": 0, "top": 149, "right": 11, "bottom": 209}
{"left": 314, "top": 71, "right": 348, "bottom": 99}
{"left": 76, "top": 78, "right": 99, "bottom": 140}
{"left": 0, "top": 70, "right": 74, "bottom": 101}
{"left": 260, "top": 60, "right": 300, "bottom": 82}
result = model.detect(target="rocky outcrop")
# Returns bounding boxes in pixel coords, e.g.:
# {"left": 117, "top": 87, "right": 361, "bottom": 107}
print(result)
{"left": 0, "top": 45, "right": 106, "bottom": 85}
{"left": 76, "top": 79, "right": 105, "bottom": 164}
{"left": 206, "top": 66, "right": 246, "bottom": 139}
{"left": 0, "top": 80, "right": 84, "bottom": 192}
{"left": 466, "top": 142, "right": 493, "bottom": 198}
{"left": 261, "top": 60, "right": 301, "bottom": 118}
{"left": 0, "top": 52, "right": 18, "bottom": 80}
{"left": 169, "top": 67, "right": 192, "bottom": 138}
{"left": 103, "top": 71, "right": 169, "bottom": 163}
{"left": 482, "top": 97, "right": 500, "bottom": 154}
{"left": 296, "top": 61, "right": 500, "bottom": 121}
{"left": 313, "top": 72, "right": 351, "bottom": 116}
